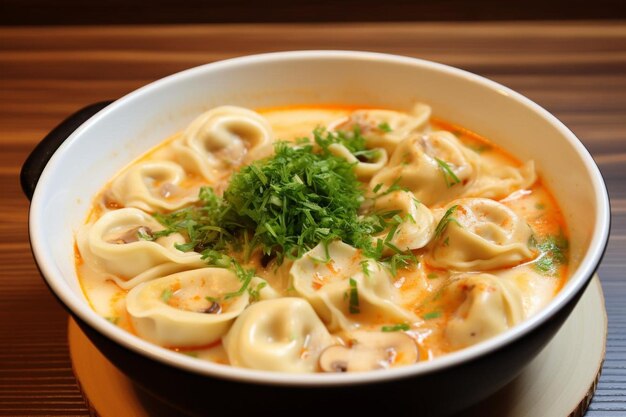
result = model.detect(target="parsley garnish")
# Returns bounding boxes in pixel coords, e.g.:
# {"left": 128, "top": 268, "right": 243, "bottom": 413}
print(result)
{"left": 248, "top": 281, "right": 267, "bottom": 303}
{"left": 534, "top": 233, "right": 569, "bottom": 276}
{"left": 466, "top": 143, "right": 492, "bottom": 154}
{"left": 378, "top": 122, "right": 393, "bottom": 133}
{"left": 349, "top": 277, "right": 360, "bottom": 314}
{"left": 435, "top": 158, "right": 461, "bottom": 187}
{"left": 313, "top": 126, "right": 381, "bottom": 162}
{"left": 381, "top": 323, "right": 410, "bottom": 332}
{"left": 434, "top": 205, "right": 460, "bottom": 240}
{"left": 160, "top": 288, "right": 173, "bottom": 303}
{"left": 152, "top": 129, "right": 419, "bottom": 277}
{"left": 423, "top": 311, "right": 442, "bottom": 320}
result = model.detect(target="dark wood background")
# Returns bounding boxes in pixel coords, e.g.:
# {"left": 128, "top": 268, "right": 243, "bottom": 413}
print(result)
{"left": 1, "top": 0, "right": 626, "bottom": 25}
{"left": 1, "top": 10, "right": 626, "bottom": 417}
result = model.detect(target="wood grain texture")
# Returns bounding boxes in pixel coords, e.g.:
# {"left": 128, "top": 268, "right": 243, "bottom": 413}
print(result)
{"left": 1, "top": 22, "right": 625, "bottom": 416}
{"left": 1, "top": 0, "right": 626, "bottom": 25}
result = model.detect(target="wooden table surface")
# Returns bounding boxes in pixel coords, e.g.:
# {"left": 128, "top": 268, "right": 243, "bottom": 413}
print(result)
{"left": 1, "top": 22, "right": 625, "bottom": 416}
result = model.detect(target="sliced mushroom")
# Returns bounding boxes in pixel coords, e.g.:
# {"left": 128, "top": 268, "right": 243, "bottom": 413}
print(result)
{"left": 202, "top": 301, "right": 222, "bottom": 314}
{"left": 319, "top": 330, "right": 418, "bottom": 372}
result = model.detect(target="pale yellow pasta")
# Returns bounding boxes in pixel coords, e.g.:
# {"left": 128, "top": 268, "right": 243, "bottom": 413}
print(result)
{"left": 223, "top": 298, "right": 335, "bottom": 373}
{"left": 370, "top": 131, "right": 475, "bottom": 206}
{"left": 427, "top": 198, "right": 534, "bottom": 271}
{"left": 291, "top": 241, "right": 416, "bottom": 331}
{"left": 75, "top": 104, "right": 568, "bottom": 373}
{"left": 127, "top": 268, "right": 249, "bottom": 347}
{"left": 109, "top": 161, "right": 201, "bottom": 212}
{"left": 440, "top": 273, "right": 524, "bottom": 349}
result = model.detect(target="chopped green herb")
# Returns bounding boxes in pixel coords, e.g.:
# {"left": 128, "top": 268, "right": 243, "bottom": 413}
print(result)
{"left": 435, "top": 158, "right": 461, "bottom": 187}
{"left": 443, "top": 236, "right": 450, "bottom": 246}
{"left": 248, "top": 281, "right": 267, "bottom": 303}
{"left": 360, "top": 260, "right": 371, "bottom": 278}
{"left": 378, "top": 121, "right": 393, "bottom": 133}
{"left": 535, "top": 203, "right": 546, "bottom": 210}
{"left": 427, "top": 273, "right": 438, "bottom": 279}
{"left": 160, "top": 288, "right": 173, "bottom": 303}
{"left": 152, "top": 128, "right": 419, "bottom": 278}
{"left": 295, "top": 136, "right": 311, "bottom": 145}
{"left": 466, "top": 143, "right": 492, "bottom": 154}
{"left": 423, "top": 311, "right": 442, "bottom": 320}
{"left": 381, "top": 323, "right": 410, "bottom": 332}
{"left": 384, "top": 251, "right": 417, "bottom": 276}
{"left": 105, "top": 316, "right": 119, "bottom": 325}
{"left": 349, "top": 277, "right": 360, "bottom": 314}
{"left": 182, "top": 352, "right": 199, "bottom": 358}
{"left": 377, "top": 177, "right": 409, "bottom": 197}
{"left": 434, "top": 205, "right": 460, "bottom": 240}
{"left": 137, "top": 227, "right": 153, "bottom": 241}
{"left": 534, "top": 233, "right": 569, "bottom": 276}
{"left": 313, "top": 126, "right": 369, "bottom": 157}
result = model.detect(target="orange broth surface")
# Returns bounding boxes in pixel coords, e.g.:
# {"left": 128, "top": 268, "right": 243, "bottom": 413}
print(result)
{"left": 75, "top": 104, "right": 569, "bottom": 365}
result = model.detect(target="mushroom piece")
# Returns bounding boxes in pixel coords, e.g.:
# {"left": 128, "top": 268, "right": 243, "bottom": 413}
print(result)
{"left": 318, "top": 330, "right": 418, "bottom": 372}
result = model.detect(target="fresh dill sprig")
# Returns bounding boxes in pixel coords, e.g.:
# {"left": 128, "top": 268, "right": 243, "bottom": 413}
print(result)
{"left": 377, "top": 122, "right": 393, "bottom": 133}
{"left": 152, "top": 129, "right": 419, "bottom": 276}
{"left": 381, "top": 323, "right": 410, "bottom": 332}
{"left": 348, "top": 277, "right": 360, "bottom": 314}
{"left": 435, "top": 158, "right": 461, "bottom": 188}
{"left": 434, "top": 205, "right": 460, "bottom": 240}
{"left": 313, "top": 126, "right": 381, "bottom": 163}
{"left": 533, "top": 232, "right": 569, "bottom": 276}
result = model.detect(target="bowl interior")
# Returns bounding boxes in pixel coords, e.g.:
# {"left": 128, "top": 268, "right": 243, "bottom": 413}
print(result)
{"left": 30, "top": 51, "right": 609, "bottom": 384}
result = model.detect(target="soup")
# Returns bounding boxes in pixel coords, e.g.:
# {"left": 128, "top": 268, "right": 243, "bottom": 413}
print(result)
{"left": 75, "top": 104, "right": 569, "bottom": 372}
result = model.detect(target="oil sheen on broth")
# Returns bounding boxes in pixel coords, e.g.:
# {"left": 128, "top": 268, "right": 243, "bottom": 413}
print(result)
{"left": 75, "top": 104, "right": 569, "bottom": 372}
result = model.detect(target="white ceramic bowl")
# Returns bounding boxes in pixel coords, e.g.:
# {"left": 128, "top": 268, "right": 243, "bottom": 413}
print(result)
{"left": 24, "top": 51, "right": 610, "bottom": 415}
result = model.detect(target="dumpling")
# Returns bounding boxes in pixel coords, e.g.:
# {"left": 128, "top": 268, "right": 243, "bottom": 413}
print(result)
{"left": 291, "top": 241, "right": 416, "bottom": 331}
{"left": 427, "top": 198, "right": 534, "bottom": 271}
{"left": 440, "top": 273, "right": 524, "bottom": 349}
{"left": 327, "top": 143, "right": 388, "bottom": 180}
{"left": 370, "top": 131, "right": 475, "bottom": 207}
{"left": 371, "top": 190, "right": 435, "bottom": 252}
{"left": 465, "top": 159, "right": 537, "bottom": 200}
{"left": 109, "top": 161, "right": 201, "bottom": 212}
{"left": 78, "top": 207, "right": 204, "bottom": 279}
{"left": 173, "top": 106, "right": 273, "bottom": 181}
{"left": 223, "top": 298, "right": 335, "bottom": 372}
{"left": 126, "top": 268, "right": 249, "bottom": 347}
{"left": 329, "top": 104, "right": 431, "bottom": 154}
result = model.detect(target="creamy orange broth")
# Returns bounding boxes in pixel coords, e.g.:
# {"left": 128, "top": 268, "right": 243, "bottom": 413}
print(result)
{"left": 76, "top": 105, "right": 569, "bottom": 367}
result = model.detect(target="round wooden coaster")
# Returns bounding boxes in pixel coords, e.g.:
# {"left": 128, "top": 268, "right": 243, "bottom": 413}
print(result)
{"left": 69, "top": 276, "right": 607, "bottom": 417}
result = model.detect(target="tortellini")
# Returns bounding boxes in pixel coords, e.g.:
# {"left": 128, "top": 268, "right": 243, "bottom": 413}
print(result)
{"left": 126, "top": 268, "right": 249, "bottom": 347}
{"left": 440, "top": 273, "right": 524, "bottom": 349}
{"left": 370, "top": 131, "right": 475, "bottom": 207}
{"left": 223, "top": 298, "right": 335, "bottom": 372}
{"left": 427, "top": 198, "right": 534, "bottom": 271}
{"left": 78, "top": 207, "right": 204, "bottom": 279}
{"left": 466, "top": 159, "right": 537, "bottom": 200}
{"left": 174, "top": 106, "right": 274, "bottom": 180}
{"left": 372, "top": 190, "right": 435, "bottom": 252}
{"left": 330, "top": 104, "right": 431, "bottom": 154}
{"left": 109, "top": 161, "right": 201, "bottom": 212}
{"left": 291, "top": 241, "right": 416, "bottom": 331}
{"left": 327, "top": 143, "right": 388, "bottom": 180}
{"left": 76, "top": 104, "right": 567, "bottom": 373}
